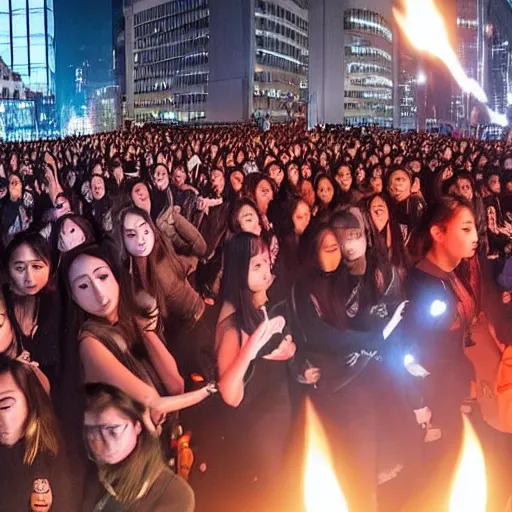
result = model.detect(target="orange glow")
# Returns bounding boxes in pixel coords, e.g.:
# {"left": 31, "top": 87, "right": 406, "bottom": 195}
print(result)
{"left": 303, "top": 399, "right": 349, "bottom": 512}
{"left": 449, "top": 415, "right": 487, "bottom": 512}
{"left": 394, "top": 0, "right": 508, "bottom": 126}
{"left": 393, "top": 0, "right": 487, "bottom": 103}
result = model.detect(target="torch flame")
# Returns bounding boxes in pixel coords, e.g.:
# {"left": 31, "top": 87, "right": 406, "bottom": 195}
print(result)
{"left": 303, "top": 399, "right": 349, "bottom": 512}
{"left": 449, "top": 414, "right": 487, "bottom": 512}
{"left": 393, "top": 0, "right": 487, "bottom": 104}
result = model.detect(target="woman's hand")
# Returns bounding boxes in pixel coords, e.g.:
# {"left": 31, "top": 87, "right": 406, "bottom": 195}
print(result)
{"left": 300, "top": 366, "right": 321, "bottom": 385}
{"left": 263, "top": 334, "right": 296, "bottom": 361}
{"left": 245, "top": 315, "right": 286, "bottom": 360}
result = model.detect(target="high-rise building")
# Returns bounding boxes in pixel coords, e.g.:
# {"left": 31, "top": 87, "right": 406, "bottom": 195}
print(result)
{"left": 0, "top": 0, "right": 57, "bottom": 135}
{"left": 308, "top": 0, "right": 399, "bottom": 127}
{"left": 253, "top": 0, "right": 309, "bottom": 119}
{"left": 124, "top": 0, "right": 308, "bottom": 123}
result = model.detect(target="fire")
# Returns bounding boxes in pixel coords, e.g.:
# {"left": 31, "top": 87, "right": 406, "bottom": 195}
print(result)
{"left": 394, "top": 0, "right": 509, "bottom": 126}
{"left": 449, "top": 415, "right": 487, "bottom": 512}
{"left": 303, "top": 399, "right": 349, "bottom": 512}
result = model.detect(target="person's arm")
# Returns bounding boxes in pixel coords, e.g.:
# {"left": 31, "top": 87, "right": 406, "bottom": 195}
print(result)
{"left": 141, "top": 330, "right": 184, "bottom": 395}
{"left": 80, "top": 336, "right": 209, "bottom": 414}
{"left": 216, "top": 325, "right": 252, "bottom": 407}
{"left": 217, "top": 316, "right": 284, "bottom": 407}
{"left": 173, "top": 211, "right": 207, "bottom": 257}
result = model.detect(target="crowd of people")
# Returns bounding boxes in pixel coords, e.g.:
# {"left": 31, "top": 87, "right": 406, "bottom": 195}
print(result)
{"left": 1, "top": 120, "right": 512, "bottom": 511}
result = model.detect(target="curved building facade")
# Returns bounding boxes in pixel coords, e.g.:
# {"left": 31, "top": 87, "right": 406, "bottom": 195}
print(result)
{"left": 254, "top": 0, "right": 308, "bottom": 118}
{"left": 343, "top": 7, "right": 394, "bottom": 127}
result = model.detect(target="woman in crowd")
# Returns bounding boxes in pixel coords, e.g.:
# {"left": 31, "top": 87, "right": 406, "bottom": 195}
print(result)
{"left": 2, "top": 232, "right": 63, "bottom": 388}
{"left": 215, "top": 232, "right": 296, "bottom": 510}
{"left": 118, "top": 206, "right": 215, "bottom": 383}
{"left": 0, "top": 355, "right": 74, "bottom": 510}
{"left": 61, "top": 243, "right": 216, "bottom": 428}
{"left": 82, "top": 383, "right": 195, "bottom": 512}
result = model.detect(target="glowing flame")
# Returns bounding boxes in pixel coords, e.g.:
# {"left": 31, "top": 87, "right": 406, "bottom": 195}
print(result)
{"left": 394, "top": 0, "right": 509, "bottom": 126}
{"left": 449, "top": 415, "right": 487, "bottom": 512}
{"left": 303, "top": 399, "right": 349, "bottom": 512}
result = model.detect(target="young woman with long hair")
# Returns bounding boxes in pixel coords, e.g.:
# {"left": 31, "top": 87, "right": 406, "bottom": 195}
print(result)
{"left": 61, "top": 243, "right": 216, "bottom": 431}
{"left": 215, "top": 232, "right": 296, "bottom": 509}
{"left": 82, "top": 383, "right": 195, "bottom": 512}
{"left": 0, "top": 355, "right": 74, "bottom": 510}
{"left": 117, "top": 206, "right": 215, "bottom": 384}
{"left": 2, "top": 232, "right": 63, "bottom": 388}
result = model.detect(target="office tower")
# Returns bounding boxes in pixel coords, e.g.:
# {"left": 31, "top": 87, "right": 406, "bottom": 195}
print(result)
{"left": 124, "top": 0, "right": 308, "bottom": 123}
{"left": 0, "top": 0, "right": 56, "bottom": 135}
{"left": 309, "top": 0, "right": 399, "bottom": 127}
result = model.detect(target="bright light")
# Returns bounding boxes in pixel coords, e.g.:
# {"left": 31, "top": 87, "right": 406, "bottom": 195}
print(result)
{"left": 394, "top": 0, "right": 509, "bottom": 126}
{"left": 417, "top": 71, "right": 427, "bottom": 84}
{"left": 404, "top": 354, "right": 415, "bottom": 367}
{"left": 304, "top": 399, "right": 348, "bottom": 512}
{"left": 430, "top": 300, "right": 447, "bottom": 317}
{"left": 449, "top": 415, "right": 487, "bottom": 511}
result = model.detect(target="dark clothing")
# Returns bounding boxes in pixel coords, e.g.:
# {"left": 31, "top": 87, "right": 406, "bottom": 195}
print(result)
{"left": 389, "top": 194, "right": 426, "bottom": 242}
{"left": 82, "top": 466, "right": 195, "bottom": 512}
{"left": 0, "top": 441, "right": 76, "bottom": 512}
{"left": 2, "top": 285, "right": 63, "bottom": 387}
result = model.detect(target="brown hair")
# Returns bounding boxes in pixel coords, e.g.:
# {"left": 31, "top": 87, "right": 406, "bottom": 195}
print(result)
{"left": 84, "top": 383, "right": 166, "bottom": 505}
{"left": 0, "top": 355, "right": 58, "bottom": 465}
{"left": 118, "top": 206, "right": 186, "bottom": 319}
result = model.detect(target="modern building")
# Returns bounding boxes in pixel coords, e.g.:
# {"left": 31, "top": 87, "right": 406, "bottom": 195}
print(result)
{"left": 0, "top": 0, "right": 57, "bottom": 136}
{"left": 451, "top": 0, "right": 484, "bottom": 125}
{"left": 253, "top": 0, "right": 309, "bottom": 119}
{"left": 124, "top": 0, "right": 308, "bottom": 123}
{"left": 308, "top": 0, "right": 399, "bottom": 127}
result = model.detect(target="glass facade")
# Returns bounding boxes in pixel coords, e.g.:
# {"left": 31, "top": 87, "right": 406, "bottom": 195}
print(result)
{"left": 0, "top": 99, "right": 37, "bottom": 141}
{"left": 254, "top": 0, "right": 308, "bottom": 119}
{"left": 132, "top": 0, "right": 209, "bottom": 122}
{"left": 343, "top": 8, "right": 393, "bottom": 127}
{"left": 0, "top": 0, "right": 55, "bottom": 95}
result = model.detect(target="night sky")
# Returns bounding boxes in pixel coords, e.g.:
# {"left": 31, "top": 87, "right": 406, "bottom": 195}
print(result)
{"left": 54, "top": 0, "right": 114, "bottom": 108}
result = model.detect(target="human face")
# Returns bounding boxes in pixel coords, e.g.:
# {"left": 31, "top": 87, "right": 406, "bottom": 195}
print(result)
{"left": 487, "top": 206, "right": 497, "bottom": 229}
{"left": 504, "top": 158, "right": 512, "bottom": 171}
{"left": 130, "top": 183, "right": 151, "bottom": 213}
{"left": 0, "top": 371, "right": 28, "bottom": 446}
{"left": 455, "top": 178, "right": 473, "bottom": 201}
{"left": 9, "top": 245, "right": 50, "bottom": 296}
{"left": 172, "top": 167, "right": 187, "bottom": 188}
{"left": 388, "top": 170, "right": 411, "bottom": 202}
{"left": 254, "top": 179, "right": 274, "bottom": 215}
{"left": 292, "top": 201, "right": 311, "bottom": 235}
{"left": 30, "top": 479, "right": 53, "bottom": 512}
{"left": 69, "top": 254, "right": 120, "bottom": 321}
{"left": 439, "top": 207, "right": 479, "bottom": 263}
{"left": 442, "top": 167, "right": 454, "bottom": 181}
{"left": 488, "top": 175, "right": 501, "bottom": 194}
{"left": 287, "top": 164, "right": 299, "bottom": 187}
{"left": 268, "top": 164, "right": 284, "bottom": 187}
{"left": 355, "top": 168, "right": 366, "bottom": 185}
{"left": 247, "top": 249, "right": 272, "bottom": 293}
{"left": 123, "top": 213, "right": 155, "bottom": 257}
{"left": 54, "top": 197, "right": 71, "bottom": 219}
{"left": 340, "top": 228, "right": 367, "bottom": 262}
{"left": 335, "top": 166, "right": 352, "bottom": 192}
{"left": 230, "top": 171, "right": 244, "bottom": 194}
{"left": 318, "top": 231, "right": 342, "bottom": 273}
{"left": 370, "top": 177, "right": 383, "bottom": 194}
{"left": 237, "top": 204, "right": 262, "bottom": 237}
{"left": 370, "top": 196, "right": 389, "bottom": 233}
{"left": 8, "top": 175, "right": 22, "bottom": 201}
{"left": 301, "top": 163, "right": 312, "bottom": 179}
{"left": 300, "top": 180, "right": 315, "bottom": 208}
{"left": 211, "top": 170, "right": 225, "bottom": 196}
{"left": 58, "top": 219, "right": 87, "bottom": 253}
{"left": 153, "top": 165, "right": 169, "bottom": 191}
{"left": 91, "top": 176, "right": 105, "bottom": 201}
{"left": 316, "top": 178, "right": 334, "bottom": 206}
{"left": 84, "top": 406, "right": 141, "bottom": 465}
